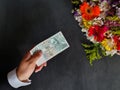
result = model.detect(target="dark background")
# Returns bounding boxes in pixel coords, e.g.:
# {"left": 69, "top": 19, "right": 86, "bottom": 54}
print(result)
{"left": 0, "top": 0, "right": 120, "bottom": 90}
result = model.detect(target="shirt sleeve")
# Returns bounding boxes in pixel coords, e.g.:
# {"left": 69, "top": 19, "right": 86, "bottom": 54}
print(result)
{"left": 7, "top": 68, "right": 31, "bottom": 88}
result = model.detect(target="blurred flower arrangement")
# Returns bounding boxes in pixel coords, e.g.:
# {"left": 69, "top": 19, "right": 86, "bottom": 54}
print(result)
{"left": 71, "top": 0, "right": 120, "bottom": 65}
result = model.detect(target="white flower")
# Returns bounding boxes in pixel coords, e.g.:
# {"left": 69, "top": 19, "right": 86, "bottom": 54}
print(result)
{"left": 80, "top": 0, "right": 85, "bottom": 3}
{"left": 99, "top": 1, "right": 110, "bottom": 18}
{"left": 106, "top": 50, "right": 117, "bottom": 56}
{"left": 93, "top": 17, "right": 104, "bottom": 26}
{"left": 116, "top": 8, "right": 120, "bottom": 18}
{"left": 81, "top": 28, "right": 88, "bottom": 33}
{"left": 86, "top": 35, "right": 98, "bottom": 43}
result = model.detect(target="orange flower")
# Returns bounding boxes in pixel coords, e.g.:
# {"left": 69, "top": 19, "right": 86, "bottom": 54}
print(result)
{"left": 80, "top": 2, "right": 100, "bottom": 21}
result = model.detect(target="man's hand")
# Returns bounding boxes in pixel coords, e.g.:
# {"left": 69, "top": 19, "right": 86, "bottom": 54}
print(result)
{"left": 16, "top": 51, "right": 47, "bottom": 82}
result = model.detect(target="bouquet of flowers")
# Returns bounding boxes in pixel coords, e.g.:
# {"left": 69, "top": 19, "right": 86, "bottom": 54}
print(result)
{"left": 71, "top": 0, "right": 120, "bottom": 65}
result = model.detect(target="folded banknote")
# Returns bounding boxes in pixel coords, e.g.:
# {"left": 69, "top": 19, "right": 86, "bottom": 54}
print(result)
{"left": 30, "top": 31, "right": 70, "bottom": 66}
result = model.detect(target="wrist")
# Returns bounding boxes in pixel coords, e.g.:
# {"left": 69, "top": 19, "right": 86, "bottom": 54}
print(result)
{"left": 7, "top": 68, "right": 31, "bottom": 88}
{"left": 16, "top": 68, "right": 28, "bottom": 82}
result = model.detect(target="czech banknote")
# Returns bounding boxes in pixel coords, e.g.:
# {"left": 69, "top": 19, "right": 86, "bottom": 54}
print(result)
{"left": 30, "top": 31, "right": 70, "bottom": 66}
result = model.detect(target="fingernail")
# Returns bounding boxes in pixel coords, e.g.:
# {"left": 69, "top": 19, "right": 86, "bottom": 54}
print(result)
{"left": 35, "top": 70, "right": 38, "bottom": 73}
{"left": 44, "top": 64, "right": 47, "bottom": 67}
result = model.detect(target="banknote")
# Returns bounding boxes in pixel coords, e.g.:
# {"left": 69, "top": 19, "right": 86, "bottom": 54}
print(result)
{"left": 30, "top": 31, "right": 70, "bottom": 66}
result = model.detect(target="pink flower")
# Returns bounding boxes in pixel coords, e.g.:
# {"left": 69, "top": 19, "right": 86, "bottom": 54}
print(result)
{"left": 88, "top": 25, "right": 109, "bottom": 42}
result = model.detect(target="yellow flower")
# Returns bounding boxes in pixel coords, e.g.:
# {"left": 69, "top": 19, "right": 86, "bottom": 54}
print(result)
{"left": 82, "top": 19, "right": 92, "bottom": 28}
{"left": 101, "top": 38, "right": 115, "bottom": 51}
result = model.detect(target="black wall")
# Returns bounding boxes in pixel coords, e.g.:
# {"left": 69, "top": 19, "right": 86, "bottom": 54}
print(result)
{"left": 0, "top": 0, "right": 120, "bottom": 90}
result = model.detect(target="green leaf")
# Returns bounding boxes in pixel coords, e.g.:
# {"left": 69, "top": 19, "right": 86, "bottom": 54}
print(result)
{"left": 82, "top": 43, "right": 92, "bottom": 48}
{"left": 71, "top": 0, "right": 81, "bottom": 6}
{"left": 82, "top": 43, "right": 102, "bottom": 65}
{"left": 111, "top": 27, "right": 120, "bottom": 35}
{"left": 112, "top": 30, "right": 120, "bottom": 35}
{"left": 101, "top": 49, "right": 107, "bottom": 56}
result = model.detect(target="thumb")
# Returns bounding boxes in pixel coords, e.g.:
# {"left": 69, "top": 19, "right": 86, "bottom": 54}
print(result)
{"left": 29, "top": 51, "right": 42, "bottom": 63}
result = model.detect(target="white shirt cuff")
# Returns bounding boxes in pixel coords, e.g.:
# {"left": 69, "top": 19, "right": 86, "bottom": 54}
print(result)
{"left": 7, "top": 68, "right": 31, "bottom": 88}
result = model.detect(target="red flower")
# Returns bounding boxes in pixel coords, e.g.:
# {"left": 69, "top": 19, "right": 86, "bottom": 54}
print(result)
{"left": 80, "top": 2, "right": 100, "bottom": 21}
{"left": 113, "top": 35, "right": 120, "bottom": 50}
{"left": 88, "top": 25, "right": 108, "bottom": 42}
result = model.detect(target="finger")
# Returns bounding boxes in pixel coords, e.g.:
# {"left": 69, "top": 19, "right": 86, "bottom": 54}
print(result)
{"left": 35, "top": 65, "right": 43, "bottom": 71}
{"left": 35, "top": 65, "right": 44, "bottom": 73}
{"left": 28, "top": 50, "right": 42, "bottom": 63}
{"left": 35, "top": 62, "right": 47, "bottom": 73}
{"left": 22, "top": 52, "right": 31, "bottom": 61}
{"left": 43, "top": 62, "right": 47, "bottom": 67}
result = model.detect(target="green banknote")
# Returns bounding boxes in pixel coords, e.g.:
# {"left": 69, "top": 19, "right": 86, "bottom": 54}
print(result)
{"left": 30, "top": 31, "right": 70, "bottom": 66}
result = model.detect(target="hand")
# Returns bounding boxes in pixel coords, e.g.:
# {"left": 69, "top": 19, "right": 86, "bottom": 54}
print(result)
{"left": 16, "top": 51, "right": 47, "bottom": 82}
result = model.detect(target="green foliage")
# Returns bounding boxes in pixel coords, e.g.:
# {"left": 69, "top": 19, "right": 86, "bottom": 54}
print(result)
{"left": 71, "top": 0, "right": 79, "bottom": 4}
{"left": 111, "top": 27, "right": 120, "bottom": 35}
{"left": 71, "top": 0, "right": 81, "bottom": 8}
{"left": 101, "top": 48, "right": 107, "bottom": 56}
{"left": 82, "top": 43, "right": 106, "bottom": 65}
